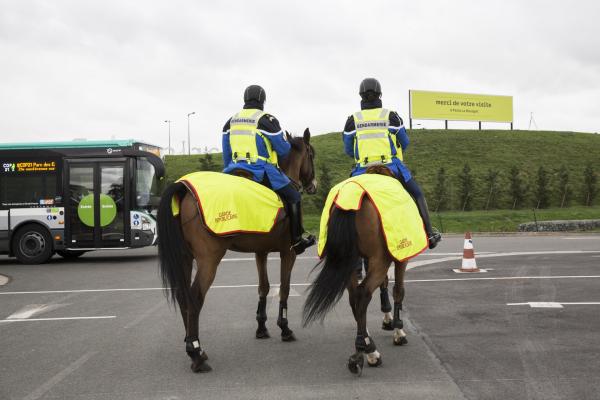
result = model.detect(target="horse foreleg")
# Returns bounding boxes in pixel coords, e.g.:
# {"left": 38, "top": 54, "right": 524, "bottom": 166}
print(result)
{"left": 255, "top": 252, "right": 270, "bottom": 339}
{"left": 277, "top": 249, "right": 297, "bottom": 341}
{"left": 380, "top": 275, "right": 393, "bottom": 330}
{"left": 392, "top": 260, "right": 408, "bottom": 346}
{"left": 185, "top": 255, "right": 220, "bottom": 373}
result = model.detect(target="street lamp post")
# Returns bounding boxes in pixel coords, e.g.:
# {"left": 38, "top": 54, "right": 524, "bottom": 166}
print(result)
{"left": 164, "top": 120, "right": 172, "bottom": 155}
{"left": 187, "top": 112, "right": 196, "bottom": 155}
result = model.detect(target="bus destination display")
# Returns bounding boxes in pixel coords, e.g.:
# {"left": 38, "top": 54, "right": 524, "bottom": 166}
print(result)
{"left": 2, "top": 160, "right": 57, "bottom": 173}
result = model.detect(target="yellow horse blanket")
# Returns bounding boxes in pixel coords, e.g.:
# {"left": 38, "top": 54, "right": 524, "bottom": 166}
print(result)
{"left": 318, "top": 174, "right": 427, "bottom": 262}
{"left": 172, "top": 171, "right": 284, "bottom": 235}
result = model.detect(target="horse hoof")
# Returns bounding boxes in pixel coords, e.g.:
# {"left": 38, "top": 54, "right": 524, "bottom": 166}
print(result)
{"left": 347, "top": 353, "right": 364, "bottom": 377}
{"left": 367, "top": 355, "right": 383, "bottom": 367}
{"left": 191, "top": 360, "right": 212, "bottom": 373}
{"left": 394, "top": 336, "right": 408, "bottom": 346}
{"left": 381, "top": 320, "right": 393, "bottom": 331}
{"left": 281, "top": 332, "right": 296, "bottom": 342}
{"left": 256, "top": 328, "right": 270, "bottom": 339}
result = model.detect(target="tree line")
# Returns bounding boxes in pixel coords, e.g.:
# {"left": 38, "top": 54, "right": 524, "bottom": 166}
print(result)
{"left": 194, "top": 153, "right": 598, "bottom": 212}
{"left": 431, "top": 164, "right": 597, "bottom": 211}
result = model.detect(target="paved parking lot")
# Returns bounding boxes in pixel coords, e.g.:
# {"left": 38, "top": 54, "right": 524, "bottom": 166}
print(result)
{"left": 1, "top": 234, "right": 600, "bottom": 399}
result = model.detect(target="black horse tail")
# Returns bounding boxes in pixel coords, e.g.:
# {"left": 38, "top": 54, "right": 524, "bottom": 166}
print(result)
{"left": 157, "top": 181, "right": 195, "bottom": 309}
{"left": 303, "top": 207, "right": 360, "bottom": 326}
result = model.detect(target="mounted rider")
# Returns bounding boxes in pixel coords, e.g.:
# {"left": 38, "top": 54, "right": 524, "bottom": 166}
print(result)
{"left": 221, "top": 85, "right": 316, "bottom": 254}
{"left": 342, "top": 78, "right": 442, "bottom": 249}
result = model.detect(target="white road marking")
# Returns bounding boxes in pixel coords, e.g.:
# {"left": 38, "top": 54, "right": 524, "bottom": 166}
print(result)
{"left": 562, "top": 237, "right": 600, "bottom": 240}
{"left": 6, "top": 304, "right": 49, "bottom": 319}
{"left": 508, "top": 302, "right": 564, "bottom": 308}
{"left": 390, "top": 250, "right": 600, "bottom": 278}
{"left": 5, "top": 304, "right": 67, "bottom": 319}
{"left": 507, "top": 302, "right": 600, "bottom": 308}
{"left": 406, "top": 275, "right": 600, "bottom": 283}
{"left": 22, "top": 351, "right": 96, "bottom": 400}
{"left": 1, "top": 250, "right": 600, "bottom": 296}
{"left": 123, "top": 300, "right": 166, "bottom": 329}
{"left": 0, "top": 316, "right": 116, "bottom": 323}
{"left": 0, "top": 274, "right": 8, "bottom": 286}
{"left": 269, "top": 287, "right": 301, "bottom": 297}
{"left": 452, "top": 268, "right": 489, "bottom": 274}
{"left": 3, "top": 274, "right": 600, "bottom": 296}
{"left": 221, "top": 256, "right": 317, "bottom": 262}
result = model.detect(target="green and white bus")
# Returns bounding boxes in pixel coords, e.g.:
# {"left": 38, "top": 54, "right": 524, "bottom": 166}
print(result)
{"left": 0, "top": 140, "right": 165, "bottom": 264}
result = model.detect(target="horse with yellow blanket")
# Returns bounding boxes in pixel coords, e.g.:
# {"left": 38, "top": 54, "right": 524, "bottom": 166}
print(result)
{"left": 157, "top": 132, "right": 316, "bottom": 373}
{"left": 303, "top": 167, "right": 428, "bottom": 376}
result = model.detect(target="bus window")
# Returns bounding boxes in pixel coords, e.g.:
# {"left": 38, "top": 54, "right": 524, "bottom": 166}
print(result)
{"left": 0, "top": 173, "right": 58, "bottom": 207}
{"left": 136, "top": 158, "right": 159, "bottom": 210}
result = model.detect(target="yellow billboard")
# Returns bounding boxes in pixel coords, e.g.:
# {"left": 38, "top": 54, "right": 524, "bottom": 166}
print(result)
{"left": 410, "top": 90, "right": 513, "bottom": 123}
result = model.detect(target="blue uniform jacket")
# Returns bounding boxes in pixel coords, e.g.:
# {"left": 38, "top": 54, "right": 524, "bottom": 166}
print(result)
{"left": 222, "top": 112, "right": 291, "bottom": 190}
{"left": 342, "top": 109, "right": 412, "bottom": 182}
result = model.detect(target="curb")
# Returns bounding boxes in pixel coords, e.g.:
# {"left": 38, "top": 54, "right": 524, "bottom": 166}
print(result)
{"left": 438, "top": 232, "right": 600, "bottom": 237}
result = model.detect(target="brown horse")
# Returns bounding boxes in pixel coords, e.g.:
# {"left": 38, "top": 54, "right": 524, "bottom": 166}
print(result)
{"left": 303, "top": 168, "right": 411, "bottom": 377}
{"left": 157, "top": 129, "right": 316, "bottom": 373}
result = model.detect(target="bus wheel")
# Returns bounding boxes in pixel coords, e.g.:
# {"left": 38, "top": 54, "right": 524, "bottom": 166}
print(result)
{"left": 12, "top": 224, "right": 54, "bottom": 264}
{"left": 56, "top": 250, "right": 86, "bottom": 259}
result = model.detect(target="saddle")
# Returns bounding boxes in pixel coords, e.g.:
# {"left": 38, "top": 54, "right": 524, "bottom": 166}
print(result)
{"left": 172, "top": 171, "right": 284, "bottom": 235}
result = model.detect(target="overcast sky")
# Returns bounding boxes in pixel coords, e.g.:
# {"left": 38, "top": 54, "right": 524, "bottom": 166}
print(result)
{"left": 1, "top": 0, "right": 599, "bottom": 153}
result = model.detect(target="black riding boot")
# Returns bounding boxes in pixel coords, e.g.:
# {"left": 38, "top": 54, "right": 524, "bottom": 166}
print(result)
{"left": 288, "top": 202, "right": 316, "bottom": 255}
{"left": 415, "top": 196, "right": 442, "bottom": 249}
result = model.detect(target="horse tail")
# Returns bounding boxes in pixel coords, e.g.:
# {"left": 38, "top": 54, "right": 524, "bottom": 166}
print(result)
{"left": 303, "top": 207, "right": 360, "bottom": 326}
{"left": 157, "top": 181, "right": 194, "bottom": 308}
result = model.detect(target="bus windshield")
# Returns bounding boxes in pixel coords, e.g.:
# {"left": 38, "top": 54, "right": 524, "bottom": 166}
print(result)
{"left": 136, "top": 157, "right": 160, "bottom": 210}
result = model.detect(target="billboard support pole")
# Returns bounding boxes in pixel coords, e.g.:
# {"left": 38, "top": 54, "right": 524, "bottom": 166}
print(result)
{"left": 408, "top": 90, "right": 412, "bottom": 129}
{"left": 445, "top": 120, "right": 448, "bottom": 130}
{"left": 510, "top": 122, "right": 513, "bottom": 130}
{"left": 478, "top": 121, "right": 482, "bottom": 130}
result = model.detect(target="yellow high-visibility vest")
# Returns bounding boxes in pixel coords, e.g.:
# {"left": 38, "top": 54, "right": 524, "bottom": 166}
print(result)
{"left": 353, "top": 108, "right": 394, "bottom": 166}
{"left": 229, "top": 109, "right": 278, "bottom": 164}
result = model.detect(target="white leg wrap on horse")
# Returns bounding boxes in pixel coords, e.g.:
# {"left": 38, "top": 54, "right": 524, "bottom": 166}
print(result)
{"left": 393, "top": 328, "right": 407, "bottom": 341}
{"left": 383, "top": 312, "right": 392, "bottom": 323}
{"left": 367, "top": 350, "right": 381, "bottom": 364}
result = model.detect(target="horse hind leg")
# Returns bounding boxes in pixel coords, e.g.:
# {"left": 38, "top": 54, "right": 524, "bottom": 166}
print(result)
{"left": 364, "top": 258, "right": 393, "bottom": 330}
{"left": 255, "top": 252, "right": 270, "bottom": 339}
{"left": 185, "top": 254, "right": 222, "bottom": 373}
{"left": 176, "top": 256, "right": 210, "bottom": 364}
{"left": 348, "top": 257, "right": 389, "bottom": 374}
{"left": 392, "top": 260, "right": 408, "bottom": 346}
{"left": 277, "top": 249, "right": 297, "bottom": 342}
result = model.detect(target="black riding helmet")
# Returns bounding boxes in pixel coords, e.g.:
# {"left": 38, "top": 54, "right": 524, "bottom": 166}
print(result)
{"left": 244, "top": 85, "right": 266, "bottom": 106}
{"left": 359, "top": 78, "right": 382, "bottom": 100}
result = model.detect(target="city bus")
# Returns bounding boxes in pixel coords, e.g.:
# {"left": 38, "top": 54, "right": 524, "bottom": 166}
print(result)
{"left": 0, "top": 140, "right": 165, "bottom": 264}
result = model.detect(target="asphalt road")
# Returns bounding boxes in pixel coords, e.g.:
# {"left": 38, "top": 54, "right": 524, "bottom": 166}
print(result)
{"left": 1, "top": 234, "right": 600, "bottom": 400}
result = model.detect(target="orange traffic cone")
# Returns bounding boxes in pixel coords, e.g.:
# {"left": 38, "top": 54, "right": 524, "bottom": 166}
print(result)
{"left": 453, "top": 232, "right": 485, "bottom": 273}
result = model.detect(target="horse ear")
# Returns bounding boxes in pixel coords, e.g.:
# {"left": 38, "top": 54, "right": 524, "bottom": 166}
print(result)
{"left": 285, "top": 130, "right": 293, "bottom": 142}
{"left": 303, "top": 128, "right": 311, "bottom": 143}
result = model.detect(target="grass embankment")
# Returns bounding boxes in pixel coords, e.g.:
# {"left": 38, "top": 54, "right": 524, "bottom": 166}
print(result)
{"left": 164, "top": 129, "right": 600, "bottom": 233}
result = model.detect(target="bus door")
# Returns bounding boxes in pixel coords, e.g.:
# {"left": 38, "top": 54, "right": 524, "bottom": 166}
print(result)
{"left": 65, "top": 159, "right": 130, "bottom": 248}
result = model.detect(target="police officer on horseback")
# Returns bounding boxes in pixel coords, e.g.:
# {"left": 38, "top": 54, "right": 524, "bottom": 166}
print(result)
{"left": 342, "top": 78, "right": 442, "bottom": 249}
{"left": 222, "top": 85, "right": 316, "bottom": 254}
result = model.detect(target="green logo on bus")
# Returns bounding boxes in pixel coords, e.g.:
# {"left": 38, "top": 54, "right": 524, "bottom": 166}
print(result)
{"left": 77, "top": 194, "right": 117, "bottom": 227}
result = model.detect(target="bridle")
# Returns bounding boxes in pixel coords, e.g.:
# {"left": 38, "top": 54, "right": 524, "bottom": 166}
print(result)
{"left": 291, "top": 142, "right": 315, "bottom": 194}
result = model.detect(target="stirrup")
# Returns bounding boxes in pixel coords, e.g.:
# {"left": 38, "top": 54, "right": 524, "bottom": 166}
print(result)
{"left": 291, "top": 234, "right": 316, "bottom": 255}
{"left": 428, "top": 229, "right": 442, "bottom": 250}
